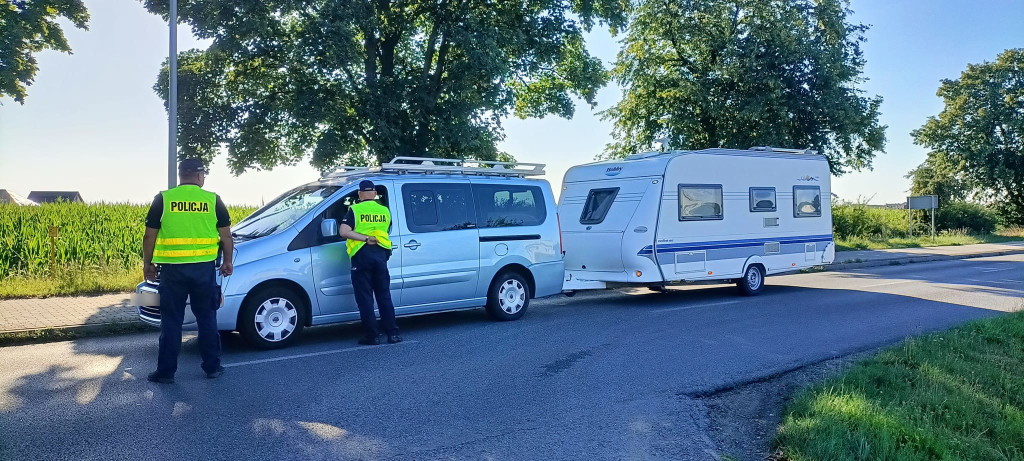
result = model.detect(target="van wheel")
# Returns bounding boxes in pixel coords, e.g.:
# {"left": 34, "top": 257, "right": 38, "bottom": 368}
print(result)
{"left": 737, "top": 265, "right": 765, "bottom": 296}
{"left": 486, "top": 272, "right": 531, "bottom": 321}
{"left": 239, "top": 286, "right": 306, "bottom": 349}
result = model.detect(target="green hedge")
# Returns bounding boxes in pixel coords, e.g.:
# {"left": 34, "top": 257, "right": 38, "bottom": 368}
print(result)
{"left": 833, "top": 202, "right": 999, "bottom": 239}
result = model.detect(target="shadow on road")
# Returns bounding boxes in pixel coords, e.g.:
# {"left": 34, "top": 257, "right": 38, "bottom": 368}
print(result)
{"left": 1, "top": 255, "right": 1020, "bottom": 459}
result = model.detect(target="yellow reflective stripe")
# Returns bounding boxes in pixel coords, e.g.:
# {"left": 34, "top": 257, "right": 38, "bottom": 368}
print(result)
{"left": 156, "top": 237, "right": 220, "bottom": 245}
{"left": 153, "top": 248, "right": 219, "bottom": 258}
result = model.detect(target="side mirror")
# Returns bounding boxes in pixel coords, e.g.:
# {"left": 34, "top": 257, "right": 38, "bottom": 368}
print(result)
{"left": 321, "top": 219, "right": 339, "bottom": 238}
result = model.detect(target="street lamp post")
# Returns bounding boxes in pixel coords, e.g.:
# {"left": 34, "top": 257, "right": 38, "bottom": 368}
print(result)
{"left": 168, "top": 0, "right": 178, "bottom": 188}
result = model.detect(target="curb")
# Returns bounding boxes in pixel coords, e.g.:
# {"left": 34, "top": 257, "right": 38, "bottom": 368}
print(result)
{"left": 0, "top": 320, "right": 152, "bottom": 347}
{"left": 821, "top": 248, "right": 1024, "bottom": 272}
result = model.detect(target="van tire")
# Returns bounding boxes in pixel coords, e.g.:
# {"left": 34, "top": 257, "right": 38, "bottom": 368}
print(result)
{"left": 486, "top": 272, "right": 531, "bottom": 321}
{"left": 737, "top": 265, "right": 765, "bottom": 296}
{"left": 239, "top": 286, "right": 306, "bottom": 349}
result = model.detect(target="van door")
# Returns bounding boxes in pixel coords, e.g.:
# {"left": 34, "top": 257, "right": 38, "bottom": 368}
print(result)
{"left": 395, "top": 181, "right": 481, "bottom": 307}
{"left": 308, "top": 181, "right": 402, "bottom": 318}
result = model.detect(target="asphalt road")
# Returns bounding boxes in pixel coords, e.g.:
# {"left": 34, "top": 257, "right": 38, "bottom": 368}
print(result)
{"left": 1, "top": 255, "right": 1021, "bottom": 460}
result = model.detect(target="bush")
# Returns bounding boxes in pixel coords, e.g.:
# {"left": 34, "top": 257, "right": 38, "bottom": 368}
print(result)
{"left": 935, "top": 201, "right": 997, "bottom": 234}
{"left": 832, "top": 205, "right": 910, "bottom": 240}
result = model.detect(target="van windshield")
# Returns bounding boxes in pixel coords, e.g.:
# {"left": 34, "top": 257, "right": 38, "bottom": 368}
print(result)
{"left": 233, "top": 185, "right": 342, "bottom": 239}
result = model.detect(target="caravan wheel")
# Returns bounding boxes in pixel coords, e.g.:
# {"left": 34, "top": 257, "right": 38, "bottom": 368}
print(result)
{"left": 737, "top": 265, "right": 765, "bottom": 296}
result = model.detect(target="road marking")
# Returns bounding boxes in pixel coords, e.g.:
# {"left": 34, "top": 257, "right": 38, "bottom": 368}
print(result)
{"left": 223, "top": 341, "right": 419, "bottom": 368}
{"left": 863, "top": 280, "right": 917, "bottom": 288}
{"left": 652, "top": 300, "right": 743, "bottom": 313}
{"left": 981, "top": 267, "right": 1014, "bottom": 272}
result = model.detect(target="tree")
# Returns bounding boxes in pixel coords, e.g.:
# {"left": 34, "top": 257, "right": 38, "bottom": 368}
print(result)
{"left": 603, "top": 0, "right": 886, "bottom": 175}
{"left": 912, "top": 49, "right": 1024, "bottom": 225}
{"left": 0, "top": 0, "right": 89, "bottom": 104}
{"left": 905, "top": 152, "right": 970, "bottom": 206}
{"left": 143, "top": 0, "right": 628, "bottom": 174}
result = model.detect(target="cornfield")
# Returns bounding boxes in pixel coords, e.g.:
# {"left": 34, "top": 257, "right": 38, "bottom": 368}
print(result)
{"left": 0, "top": 203, "right": 255, "bottom": 280}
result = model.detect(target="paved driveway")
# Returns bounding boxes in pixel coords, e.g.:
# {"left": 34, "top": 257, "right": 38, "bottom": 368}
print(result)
{"left": 1, "top": 255, "right": 1020, "bottom": 460}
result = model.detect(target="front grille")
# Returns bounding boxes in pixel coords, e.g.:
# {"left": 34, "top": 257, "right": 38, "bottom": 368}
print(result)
{"left": 139, "top": 305, "right": 161, "bottom": 319}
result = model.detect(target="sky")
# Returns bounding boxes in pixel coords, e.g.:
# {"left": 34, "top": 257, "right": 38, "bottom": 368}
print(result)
{"left": 1, "top": 0, "right": 1022, "bottom": 206}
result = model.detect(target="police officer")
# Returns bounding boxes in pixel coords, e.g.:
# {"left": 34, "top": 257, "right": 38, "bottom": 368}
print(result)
{"left": 142, "top": 158, "right": 234, "bottom": 384}
{"left": 339, "top": 180, "right": 402, "bottom": 345}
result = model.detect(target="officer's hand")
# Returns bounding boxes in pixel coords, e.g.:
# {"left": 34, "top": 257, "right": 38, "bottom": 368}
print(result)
{"left": 219, "top": 261, "right": 233, "bottom": 277}
{"left": 366, "top": 236, "right": 378, "bottom": 246}
{"left": 143, "top": 263, "right": 158, "bottom": 281}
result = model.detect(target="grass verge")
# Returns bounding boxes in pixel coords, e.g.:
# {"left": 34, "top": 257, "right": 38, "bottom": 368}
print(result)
{"left": 836, "top": 230, "right": 1024, "bottom": 252}
{"left": 775, "top": 311, "right": 1024, "bottom": 460}
{"left": 0, "top": 265, "right": 140, "bottom": 299}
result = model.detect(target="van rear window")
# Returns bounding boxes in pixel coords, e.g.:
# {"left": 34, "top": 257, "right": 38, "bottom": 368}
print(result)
{"left": 580, "top": 188, "right": 619, "bottom": 225}
{"left": 473, "top": 185, "right": 546, "bottom": 228}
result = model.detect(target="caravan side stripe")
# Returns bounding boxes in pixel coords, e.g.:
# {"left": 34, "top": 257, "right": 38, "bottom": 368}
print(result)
{"left": 637, "top": 234, "right": 834, "bottom": 255}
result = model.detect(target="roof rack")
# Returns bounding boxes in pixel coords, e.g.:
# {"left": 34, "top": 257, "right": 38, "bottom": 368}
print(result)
{"left": 320, "top": 165, "right": 379, "bottom": 179}
{"left": 749, "top": 146, "right": 819, "bottom": 155}
{"left": 380, "top": 156, "right": 545, "bottom": 177}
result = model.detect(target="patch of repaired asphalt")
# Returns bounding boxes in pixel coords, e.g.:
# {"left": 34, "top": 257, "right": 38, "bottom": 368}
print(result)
{"left": 698, "top": 350, "right": 878, "bottom": 460}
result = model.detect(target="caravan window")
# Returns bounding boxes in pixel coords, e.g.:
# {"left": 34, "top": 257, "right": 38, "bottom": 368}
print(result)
{"left": 580, "top": 188, "right": 619, "bottom": 224}
{"left": 473, "top": 184, "right": 546, "bottom": 228}
{"left": 793, "top": 186, "right": 822, "bottom": 217}
{"left": 749, "top": 187, "right": 777, "bottom": 212}
{"left": 678, "top": 185, "right": 724, "bottom": 221}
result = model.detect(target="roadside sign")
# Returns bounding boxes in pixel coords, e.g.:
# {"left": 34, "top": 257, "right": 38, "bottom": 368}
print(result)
{"left": 906, "top": 195, "right": 938, "bottom": 239}
{"left": 907, "top": 195, "right": 938, "bottom": 210}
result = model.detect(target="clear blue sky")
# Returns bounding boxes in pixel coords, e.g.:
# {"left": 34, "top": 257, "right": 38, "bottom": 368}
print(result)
{"left": 1, "top": 0, "right": 1022, "bottom": 205}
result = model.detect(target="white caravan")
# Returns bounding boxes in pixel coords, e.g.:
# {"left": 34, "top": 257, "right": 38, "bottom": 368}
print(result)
{"left": 559, "top": 147, "right": 835, "bottom": 295}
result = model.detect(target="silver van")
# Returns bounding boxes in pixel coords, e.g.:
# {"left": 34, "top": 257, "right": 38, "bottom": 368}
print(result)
{"left": 135, "top": 158, "right": 565, "bottom": 349}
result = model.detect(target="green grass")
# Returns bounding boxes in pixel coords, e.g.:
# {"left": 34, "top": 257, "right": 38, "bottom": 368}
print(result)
{"left": 835, "top": 231, "right": 1024, "bottom": 252}
{"left": 775, "top": 311, "right": 1024, "bottom": 461}
{"left": 0, "top": 263, "right": 141, "bottom": 299}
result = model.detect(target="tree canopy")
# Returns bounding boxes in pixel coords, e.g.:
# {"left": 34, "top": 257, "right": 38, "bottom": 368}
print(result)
{"left": 144, "top": 0, "right": 628, "bottom": 173}
{"left": 0, "top": 0, "right": 89, "bottom": 104}
{"left": 911, "top": 48, "right": 1024, "bottom": 224}
{"left": 603, "top": 0, "right": 886, "bottom": 175}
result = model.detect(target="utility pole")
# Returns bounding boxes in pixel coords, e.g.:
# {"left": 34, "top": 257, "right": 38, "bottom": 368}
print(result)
{"left": 168, "top": 0, "right": 178, "bottom": 189}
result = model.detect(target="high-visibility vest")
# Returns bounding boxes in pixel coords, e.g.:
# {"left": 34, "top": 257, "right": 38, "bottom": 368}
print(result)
{"left": 346, "top": 200, "right": 392, "bottom": 258}
{"left": 152, "top": 185, "right": 220, "bottom": 264}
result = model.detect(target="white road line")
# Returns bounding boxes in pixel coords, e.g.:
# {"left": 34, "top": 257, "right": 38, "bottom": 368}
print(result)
{"left": 223, "top": 341, "right": 419, "bottom": 368}
{"left": 652, "top": 300, "right": 743, "bottom": 313}
{"left": 863, "top": 280, "right": 917, "bottom": 288}
{"left": 981, "top": 268, "right": 1015, "bottom": 272}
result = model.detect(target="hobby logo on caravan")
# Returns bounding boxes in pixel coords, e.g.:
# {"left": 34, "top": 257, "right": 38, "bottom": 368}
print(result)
{"left": 797, "top": 175, "right": 820, "bottom": 181}
{"left": 605, "top": 166, "right": 623, "bottom": 176}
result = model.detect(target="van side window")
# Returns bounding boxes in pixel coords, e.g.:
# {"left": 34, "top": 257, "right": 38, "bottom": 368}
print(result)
{"left": 678, "top": 185, "right": 723, "bottom": 220}
{"left": 580, "top": 188, "right": 619, "bottom": 224}
{"left": 749, "top": 187, "right": 777, "bottom": 212}
{"left": 793, "top": 186, "right": 822, "bottom": 217}
{"left": 402, "top": 183, "right": 477, "bottom": 233}
{"left": 473, "top": 184, "right": 547, "bottom": 228}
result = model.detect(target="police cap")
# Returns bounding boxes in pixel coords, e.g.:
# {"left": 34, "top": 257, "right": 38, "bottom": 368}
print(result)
{"left": 178, "top": 158, "right": 208, "bottom": 174}
{"left": 359, "top": 180, "right": 376, "bottom": 191}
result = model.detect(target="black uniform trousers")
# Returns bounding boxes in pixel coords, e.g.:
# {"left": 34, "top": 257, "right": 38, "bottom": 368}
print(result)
{"left": 156, "top": 261, "right": 222, "bottom": 377}
{"left": 350, "top": 245, "right": 399, "bottom": 337}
